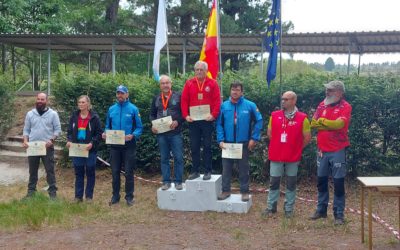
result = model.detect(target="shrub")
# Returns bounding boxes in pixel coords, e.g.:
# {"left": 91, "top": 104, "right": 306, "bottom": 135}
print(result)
{"left": 0, "top": 75, "right": 15, "bottom": 139}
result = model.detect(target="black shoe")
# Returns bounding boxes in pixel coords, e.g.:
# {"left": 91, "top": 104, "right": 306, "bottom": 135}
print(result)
{"left": 261, "top": 208, "right": 276, "bottom": 218}
{"left": 203, "top": 172, "right": 211, "bottom": 180}
{"left": 49, "top": 192, "right": 57, "bottom": 200}
{"left": 109, "top": 197, "right": 120, "bottom": 206}
{"left": 126, "top": 198, "right": 135, "bottom": 207}
{"left": 334, "top": 217, "right": 345, "bottom": 225}
{"left": 309, "top": 211, "right": 327, "bottom": 220}
{"left": 188, "top": 172, "right": 200, "bottom": 180}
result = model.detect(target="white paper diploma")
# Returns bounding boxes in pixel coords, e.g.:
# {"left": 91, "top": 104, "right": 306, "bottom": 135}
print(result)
{"left": 106, "top": 130, "right": 125, "bottom": 145}
{"left": 69, "top": 143, "right": 89, "bottom": 158}
{"left": 27, "top": 141, "right": 46, "bottom": 156}
{"left": 222, "top": 143, "right": 243, "bottom": 159}
{"left": 189, "top": 105, "right": 211, "bottom": 121}
{"left": 152, "top": 116, "right": 173, "bottom": 134}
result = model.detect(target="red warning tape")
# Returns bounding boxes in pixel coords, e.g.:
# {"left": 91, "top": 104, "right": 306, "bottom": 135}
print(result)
{"left": 97, "top": 156, "right": 399, "bottom": 240}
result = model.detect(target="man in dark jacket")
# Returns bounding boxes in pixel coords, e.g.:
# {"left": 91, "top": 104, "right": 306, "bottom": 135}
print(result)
{"left": 150, "top": 75, "right": 185, "bottom": 191}
{"left": 102, "top": 85, "right": 143, "bottom": 206}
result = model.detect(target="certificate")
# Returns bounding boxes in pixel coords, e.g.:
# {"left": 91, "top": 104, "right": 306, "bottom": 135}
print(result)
{"left": 69, "top": 143, "right": 89, "bottom": 158}
{"left": 152, "top": 116, "right": 173, "bottom": 134}
{"left": 27, "top": 141, "right": 46, "bottom": 156}
{"left": 189, "top": 105, "right": 210, "bottom": 121}
{"left": 222, "top": 143, "right": 243, "bottom": 159}
{"left": 106, "top": 130, "right": 125, "bottom": 145}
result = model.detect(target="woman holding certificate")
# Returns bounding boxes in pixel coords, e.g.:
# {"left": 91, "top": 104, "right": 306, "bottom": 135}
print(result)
{"left": 66, "top": 95, "right": 102, "bottom": 202}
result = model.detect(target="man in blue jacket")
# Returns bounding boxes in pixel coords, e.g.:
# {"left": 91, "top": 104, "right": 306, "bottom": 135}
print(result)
{"left": 102, "top": 85, "right": 143, "bottom": 206}
{"left": 216, "top": 82, "right": 263, "bottom": 202}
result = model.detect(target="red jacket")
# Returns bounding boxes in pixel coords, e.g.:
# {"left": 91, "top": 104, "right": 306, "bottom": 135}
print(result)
{"left": 181, "top": 77, "right": 221, "bottom": 119}
{"left": 314, "top": 99, "right": 352, "bottom": 152}
{"left": 268, "top": 110, "right": 307, "bottom": 162}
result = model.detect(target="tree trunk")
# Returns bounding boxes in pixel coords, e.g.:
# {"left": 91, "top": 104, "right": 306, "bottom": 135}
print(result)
{"left": 11, "top": 46, "right": 16, "bottom": 83}
{"left": 99, "top": 0, "right": 120, "bottom": 73}
{"left": 2, "top": 44, "right": 6, "bottom": 74}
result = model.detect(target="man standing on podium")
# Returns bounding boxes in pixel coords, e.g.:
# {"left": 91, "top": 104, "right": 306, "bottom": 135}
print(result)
{"left": 216, "top": 82, "right": 263, "bottom": 202}
{"left": 181, "top": 61, "right": 221, "bottom": 181}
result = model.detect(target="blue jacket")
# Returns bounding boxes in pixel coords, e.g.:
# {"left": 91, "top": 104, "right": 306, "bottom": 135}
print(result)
{"left": 216, "top": 96, "right": 263, "bottom": 143}
{"left": 105, "top": 100, "right": 143, "bottom": 145}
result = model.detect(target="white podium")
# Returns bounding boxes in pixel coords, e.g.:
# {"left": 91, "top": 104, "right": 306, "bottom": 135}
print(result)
{"left": 157, "top": 174, "right": 252, "bottom": 213}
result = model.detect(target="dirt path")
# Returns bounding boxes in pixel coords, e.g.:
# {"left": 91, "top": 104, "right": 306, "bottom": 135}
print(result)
{"left": 0, "top": 167, "right": 399, "bottom": 250}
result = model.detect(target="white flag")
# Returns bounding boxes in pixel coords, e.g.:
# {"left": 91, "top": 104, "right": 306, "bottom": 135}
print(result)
{"left": 152, "top": 0, "right": 168, "bottom": 81}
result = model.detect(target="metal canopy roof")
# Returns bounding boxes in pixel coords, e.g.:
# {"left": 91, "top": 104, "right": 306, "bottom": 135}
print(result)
{"left": 0, "top": 31, "right": 400, "bottom": 54}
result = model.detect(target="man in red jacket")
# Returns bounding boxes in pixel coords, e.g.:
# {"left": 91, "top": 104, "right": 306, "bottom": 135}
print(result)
{"left": 309, "top": 80, "right": 352, "bottom": 226}
{"left": 263, "top": 91, "right": 311, "bottom": 218}
{"left": 181, "top": 61, "right": 221, "bottom": 180}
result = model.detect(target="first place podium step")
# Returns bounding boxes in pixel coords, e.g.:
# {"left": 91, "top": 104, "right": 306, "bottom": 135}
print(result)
{"left": 157, "top": 174, "right": 252, "bottom": 213}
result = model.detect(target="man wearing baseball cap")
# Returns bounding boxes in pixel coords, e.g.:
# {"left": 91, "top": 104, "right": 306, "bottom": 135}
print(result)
{"left": 102, "top": 85, "right": 143, "bottom": 206}
{"left": 309, "top": 80, "right": 352, "bottom": 225}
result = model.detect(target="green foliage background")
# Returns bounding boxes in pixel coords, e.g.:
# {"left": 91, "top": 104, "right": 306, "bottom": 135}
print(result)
{"left": 52, "top": 71, "right": 400, "bottom": 180}
{"left": 0, "top": 75, "right": 15, "bottom": 139}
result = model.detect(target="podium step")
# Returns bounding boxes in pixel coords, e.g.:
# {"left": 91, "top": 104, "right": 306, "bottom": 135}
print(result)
{"left": 157, "top": 175, "right": 252, "bottom": 213}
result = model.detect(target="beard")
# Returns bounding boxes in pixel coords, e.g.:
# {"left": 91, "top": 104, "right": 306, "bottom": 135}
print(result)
{"left": 324, "top": 95, "right": 339, "bottom": 105}
{"left": 36, "top": 103, "right": 46, "bottom": 111}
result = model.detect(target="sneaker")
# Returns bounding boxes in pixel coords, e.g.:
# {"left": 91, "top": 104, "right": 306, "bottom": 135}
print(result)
{"left": 188, "top": 172, "right": 200, "bottom": 180}
{"left": 161, "top": 183, "right": 171, "bottom": 191}
{"left": 261, "top": 208, "right": 276, "bottom": 218}
{"left": 49, "top": 192, "right": 57, "bottom": 200}
{"left": 109, "top": 197, "right": 120, "bottom": 206}
{"left": 175, "top": 183, "right": 183, "bottom": 190}
{"left": 285, "top": 211, "right": 294, "bottom": 218}
{"left": 126, "top": 198, "right": 135, "bottom": 207}
{"left": 241, "top": 193, "right": 250, "bottom": 202}
{"left": 86, "top": 198, "right": 93, "bottom": 203}
{"left": 334, "top": 217, "right": 345, "bottom": 225}
{"left": 217, "top": 192, "right": 231, "bottom": 200}
{"left": 74, "top": 197, "right": 83, "bottom": 203}
{"left": 203, "top": 172, "right": 212, "bottom": 180}
{"left": 309, "top": 211, "right": 327, "bottom": 220}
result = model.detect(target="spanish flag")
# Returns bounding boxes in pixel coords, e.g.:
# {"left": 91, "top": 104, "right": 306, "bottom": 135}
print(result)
{"left": 199, "top": 0, "right": 219, "bottom": 80}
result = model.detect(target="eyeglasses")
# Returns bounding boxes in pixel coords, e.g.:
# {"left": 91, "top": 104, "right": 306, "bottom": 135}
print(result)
{"left": 281, "top": 97, "right": 292, "bottom": 101}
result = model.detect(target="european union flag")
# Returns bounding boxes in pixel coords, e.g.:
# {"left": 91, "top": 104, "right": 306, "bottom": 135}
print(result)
{"left": 265, "top": 0, "right": 281, "bottom": 87}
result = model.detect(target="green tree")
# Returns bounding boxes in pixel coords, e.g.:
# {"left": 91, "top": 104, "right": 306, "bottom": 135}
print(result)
{"left": 324, "top": 57, "right": 335, "bottom": 71}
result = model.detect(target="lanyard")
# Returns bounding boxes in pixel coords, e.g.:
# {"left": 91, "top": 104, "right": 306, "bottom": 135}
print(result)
{"left": 161, "top": 91, "right": 172, "bottom": 111}
{"left": 195, "top": 77, "right": 205, "bottom": 92}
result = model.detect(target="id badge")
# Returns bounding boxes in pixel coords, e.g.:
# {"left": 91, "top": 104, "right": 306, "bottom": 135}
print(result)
{"left": 280, "top": 133, "right": 287, "bottom": 143}
{"left": 198, "top": 93, "right": 203, "bottom": 100}
{"left": 162, "top": 109, "right": 168, "bottom": 116}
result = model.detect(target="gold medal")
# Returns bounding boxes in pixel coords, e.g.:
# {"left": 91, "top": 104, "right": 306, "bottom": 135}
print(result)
{"left": 198, "top": 93, "right": 203, "bottom": 100}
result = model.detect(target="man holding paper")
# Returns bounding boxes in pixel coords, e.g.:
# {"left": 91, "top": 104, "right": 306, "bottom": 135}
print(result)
{"left": 22, "top": 92, "right": 61, "bottom": 199}
{"left": 102, "top": 85, "right": 143, "bottom": 206}
{"left": 216, "top": 82, "right": 263, "bottom": 202}
{"left": 263, "top": 91, "right": 311, "bottom": 218}
{"left": 66, "top": 95, "right": 102, "bottom": 202}
{"left": 150, "top": 75, "right": 185, "bottom": 191}
{"left": 181, "top": 61, "right": 221, "bottom": 180}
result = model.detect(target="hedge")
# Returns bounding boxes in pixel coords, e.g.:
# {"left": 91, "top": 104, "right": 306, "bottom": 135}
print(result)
{"left": 52, "top": 71, "right": 400, "bottom": 180}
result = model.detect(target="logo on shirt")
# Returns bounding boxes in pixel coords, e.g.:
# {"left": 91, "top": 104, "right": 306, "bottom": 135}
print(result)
{"left": 205, "top": 86, "right": 211, "bottom": 92}
{"left": 322, "top": 110, "right": 327, "bottom": 116}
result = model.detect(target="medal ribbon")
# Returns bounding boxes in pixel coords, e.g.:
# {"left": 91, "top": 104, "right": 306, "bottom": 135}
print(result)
{"left": 161, "top": 91, "right": 172, "bottom": 111}
{"left": 195, "top": 77, "right": 205, "bottom": 92}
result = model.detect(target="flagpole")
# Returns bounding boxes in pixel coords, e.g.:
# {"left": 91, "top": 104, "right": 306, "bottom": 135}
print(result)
{"left": 279, "top": 0, "right": 283, "bottom": 96}
{"left": 216, "top": 0, "right": 223, "bottom": 95}
{"left": 165, "top": 2, "right": 170, "bottom": 76}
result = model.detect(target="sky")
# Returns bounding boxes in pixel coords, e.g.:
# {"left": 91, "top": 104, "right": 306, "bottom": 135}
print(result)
{"left": 121, "top": 0, "right": 400, "bottom": 65}
{"left": 282, "top": 0, "right": 400, "bottom": 64}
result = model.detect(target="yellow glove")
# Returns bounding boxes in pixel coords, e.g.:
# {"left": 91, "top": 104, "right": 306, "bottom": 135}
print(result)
{"left": 317, "top": 118, "right": 345, "bottom": 130}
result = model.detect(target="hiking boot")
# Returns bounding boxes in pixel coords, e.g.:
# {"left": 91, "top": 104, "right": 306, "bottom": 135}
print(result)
{"left": 175, "top": 183, "right": 183, "bottom": 190}
{"left": 309, "top": 211, "right": 327, "bottom": 220}
{"left": 261, "top": 208, "right": 276, "bottom": 218}
{"left": 161, "top": 183, "right": 171, "bottom": 191}
{"left": 285, "top": 211, "right": 294, "bottom": 218}
{"left": 203, "top": 172, "right": 212, "bottom": 180}
{"left": 188, "top": 172, "right": 200, "bottom": 180}
{"left": 334, "top": 217, "right": 345, "bottom": 225}
{"left": 241, "top": 193, "right": 250, "bottom": 202}
{"left": 126, "top": 198, "right": 135, "bottom": 207}
{"left": 217, "top": 192, "right": 231, "bottom": 200}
